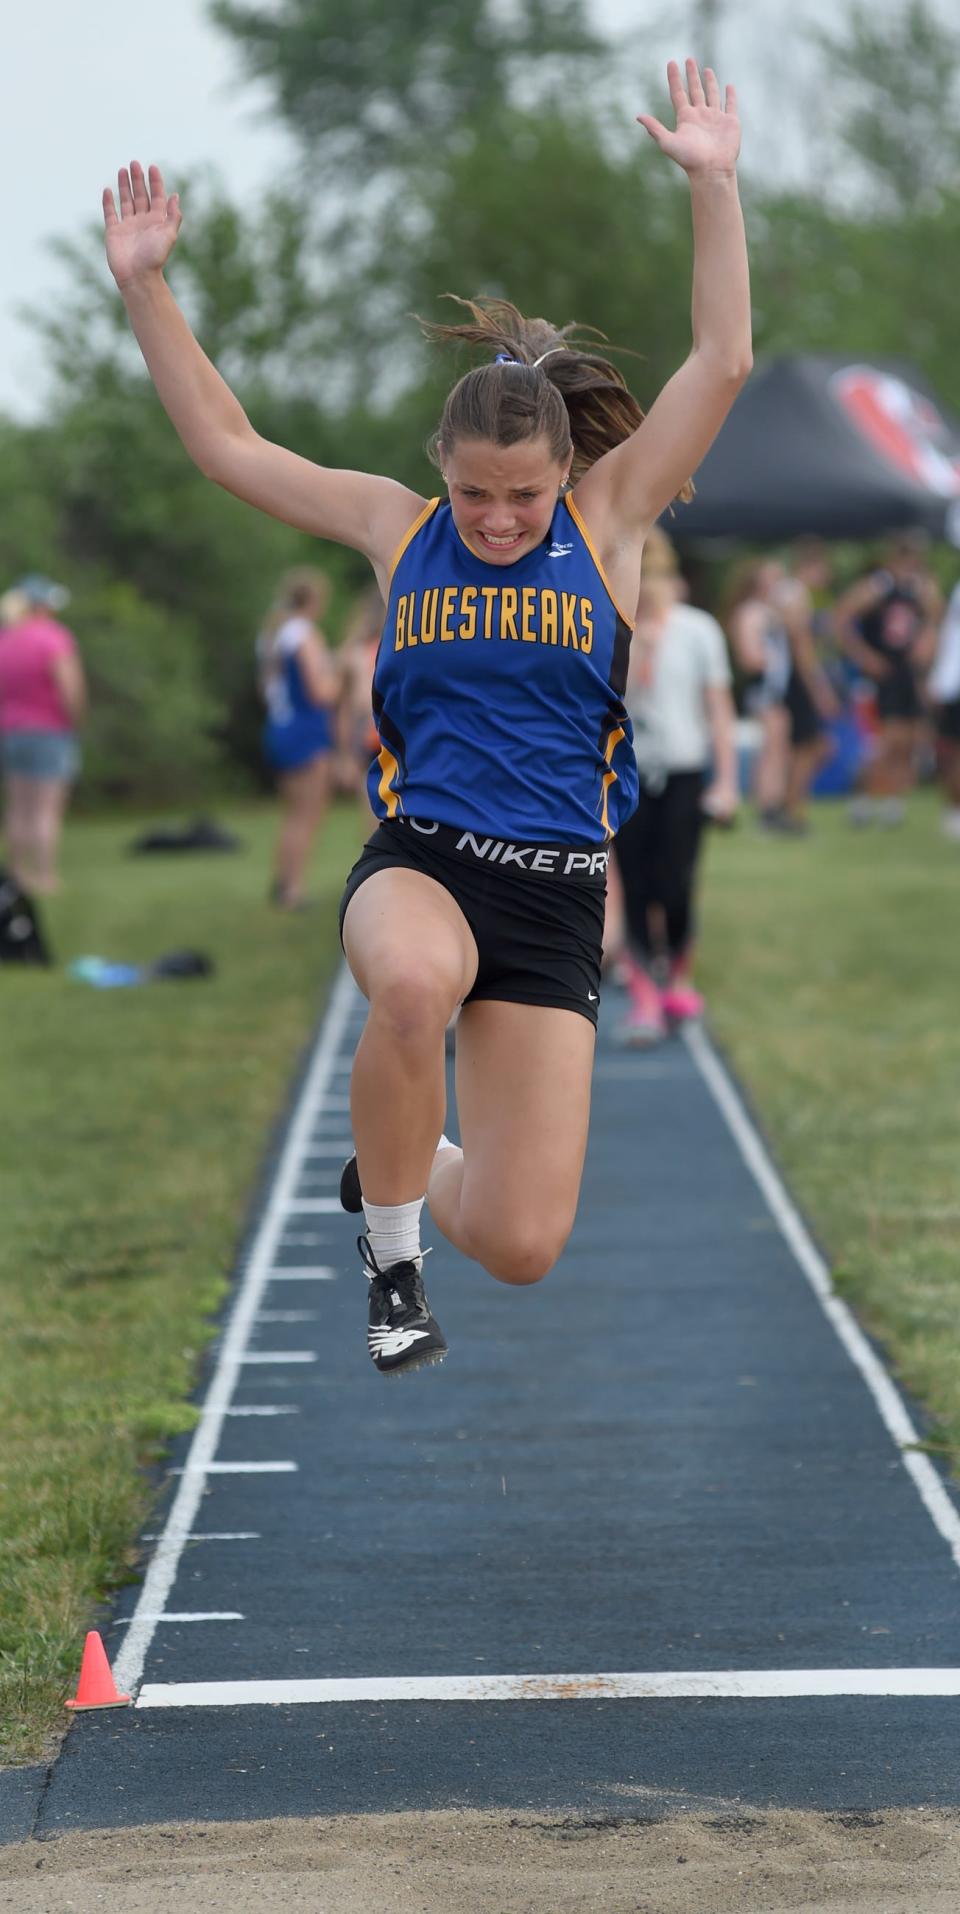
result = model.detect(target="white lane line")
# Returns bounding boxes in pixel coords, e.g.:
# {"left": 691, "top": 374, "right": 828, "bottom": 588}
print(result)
{"left": 124, "top": 1613, "right": 245, "bottom": 1626}
{"left": 268, "top": 1267, "right": 338, "bottom": 1281}
{"left": 256, "top": 1311, "right": 318, "bottom": 1323}
{"left": 112, "top": 964, "right": 361, "bottom": 1698}
{"left": 225, "top": 1406, "right": 299, "bottom": 1417}
{"left": 170, "top": 1461, "right": 298, "bottom": 1475}
{"left": 239, "top": 1350, "right": 317, "bottom": 1365}
{"left": 684, "top": 1022, "right": 960, "bottom": 1574}
{"left": 136, "top": 1666, "right": 960, "bottom": 1708}
{"left": 287, "top": 1199, "right": 344, "bottom": 1213}
{"left": 142, "top": 1533, "right": 261, "bottom": 1543}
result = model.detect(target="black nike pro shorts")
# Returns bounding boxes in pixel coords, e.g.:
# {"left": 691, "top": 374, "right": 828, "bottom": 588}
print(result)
{"left": 339, "top": 818, "right": 608, "bottom": 1027}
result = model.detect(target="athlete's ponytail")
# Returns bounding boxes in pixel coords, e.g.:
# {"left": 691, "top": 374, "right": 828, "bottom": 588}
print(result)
{"left": 421, "top": 295, "right": 693, "bottom": 502}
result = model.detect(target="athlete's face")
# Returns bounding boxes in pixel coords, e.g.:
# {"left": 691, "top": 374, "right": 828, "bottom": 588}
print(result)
{"left": 441, "top": 436, "right": 571, "bottom": 566}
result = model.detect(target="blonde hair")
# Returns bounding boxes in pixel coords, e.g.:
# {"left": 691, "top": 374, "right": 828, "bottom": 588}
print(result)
{"left": 635, "top": 526, "right": 679, "bottom": 621}
{"left": 260, "top": 567, "right": 331, "bottom": 646}
{"left": 420, "top": 295, "right": 694, "bottom": 503}
{"left": 341, "top": 585, "right": 384, "bottom": 651}
{"left": 0, "top": 588, "right": 30, "bottom": 628}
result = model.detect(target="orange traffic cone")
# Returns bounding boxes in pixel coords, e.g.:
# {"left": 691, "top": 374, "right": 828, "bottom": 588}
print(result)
{"left": 65, "top": 1631, "right": 131, "bottom": 1710}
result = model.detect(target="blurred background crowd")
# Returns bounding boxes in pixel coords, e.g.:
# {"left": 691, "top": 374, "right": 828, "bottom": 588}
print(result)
{"left": 2, "top": 0, "right": 960, "bottom": 1007}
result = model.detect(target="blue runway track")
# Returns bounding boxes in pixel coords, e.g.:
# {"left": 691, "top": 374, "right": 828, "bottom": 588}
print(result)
{"left": 5, "top": 968, "right": 960, "bottom": 1841}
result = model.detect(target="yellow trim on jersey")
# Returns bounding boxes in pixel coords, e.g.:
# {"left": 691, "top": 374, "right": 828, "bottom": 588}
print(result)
{"left": 599, "top": 723, "right": 626, "bottom": 839}
{"left": 376, "top": 744, "right": 402, "bottom": 818}
{"left": 386, "top": 497, "right": 441, "bottom": 592}
{"left": 564, "top": 494, "right": 634, "bottom": 629}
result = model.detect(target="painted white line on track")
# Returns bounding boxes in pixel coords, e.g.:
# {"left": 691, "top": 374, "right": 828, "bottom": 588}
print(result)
{"left": 142, "top": 1533, "right": 261, "bottom": 1543}
{"left": 224, "top": 1406, "right": 299, "bottom": 1417}
{"left": 126, "top": 1613, "right": 245, "bottom": 1626}
{"left": 268, "top": 1267, "right": 337, "bottom": 1281}
{"left": 171, "top": 1461, "right": 298, "bottom": 1475}
{"left": 257, "top": 1311, "right": 318, "bottom": 1323}
{"left": 116, "top": 1607, "right": 244, "bottom": 1623}
{"left": 684, "top": 1021, "right": 960, "bottom": 1575}
{"left": 135, "top": 1667, "right": 960, "bottom": 1708}
{"left": 239, "top": 1350, "right": 317, "bottom": 1365}
{"left": 112, "top": 964, "right": 361, "bottom": 1698}
{"left": 287, "top": 1199, "right": 345, "bottom": 1213}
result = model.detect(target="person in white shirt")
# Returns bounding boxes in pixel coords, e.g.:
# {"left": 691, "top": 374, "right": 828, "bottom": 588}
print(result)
{"left": 930, "top": 579, "right": 960, "bottom": 842}
{"left": 614, "top": 527, "right": 738, "bottom": 1043}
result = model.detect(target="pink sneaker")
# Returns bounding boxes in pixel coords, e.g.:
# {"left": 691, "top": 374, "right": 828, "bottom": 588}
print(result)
{"left": 661, "top": 982, "right": 705, "bottom": 1023}
{"left": 617, "top": 970, "right": 666, "bottom": 1045}
{"left": 617, "top": 1006, "right": 666, "bottom": 1046}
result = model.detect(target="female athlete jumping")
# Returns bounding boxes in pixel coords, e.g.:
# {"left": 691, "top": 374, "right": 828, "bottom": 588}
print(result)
{"left": 103, "top": 59, "right": 750, "bottom": 1374}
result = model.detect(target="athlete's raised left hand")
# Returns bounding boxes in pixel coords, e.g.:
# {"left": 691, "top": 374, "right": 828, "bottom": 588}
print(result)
{"left": 637, "top": 59, "right": 740, "bottom": 178}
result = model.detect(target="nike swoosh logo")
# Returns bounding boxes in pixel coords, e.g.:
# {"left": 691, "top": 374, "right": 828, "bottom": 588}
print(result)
{"left": 588, "top": 990, "right": 599, "bottom": 1001}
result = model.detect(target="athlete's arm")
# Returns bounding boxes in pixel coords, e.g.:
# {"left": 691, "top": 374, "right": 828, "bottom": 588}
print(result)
{"left": 913, "top": 576, "right": 945, "bottom": 671}
{"left": 298, "top": 631, "right": 340, "bottom": 708}
{"left": 779, "top": 582, "right": 840, "bottom": 720}
{"left": 102, "top": 164, "right": 423, "bottom": 580}
{"left": 726, "top": 602, "right": 768, "bottom": 678}
{"left": 833, "top": 577, "right": 889, "bottom": 678}
{"left": 52, "top": 649, "right": 88, "bottom": 726}
{"left": 574, "top": 61, "right": 751, "bottom": 554}
{"left": 702, "top": 682, "right": 739, "bottom": 820}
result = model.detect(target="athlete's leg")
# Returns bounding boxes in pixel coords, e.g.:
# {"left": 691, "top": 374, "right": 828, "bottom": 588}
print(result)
{"left": 785, "top": 736, "right": 828, "bottom": 823}
{"left": 342, "top": 866, "right": 479, "bottom": 1206}
{"left": 614, "top": 798, "right": 658, "bottom": 965}
{"left": 943, "top": 738, "right": 960, "bottom": 805}
{"left": 273, "top": 755, "right": 333, "bottom": 903}
{"left": 754, "top": 704, "right": 789, "bottom": 815}
{"left": 28, "top": 777, "right": 70, "bottom": 893}
{"left": 888, "top": 719, "right": 918, "bottom": 796}
{"left": 613, "top": 798, "right": 668, "bottom": 1034}
{"left": 2, "top": 774, "right": 35, "bottom": 889}
{"left": 866, "top": 719, "right": 916, "bottom": 799}
{"left": 659, "top": 773, "right": 706, "bottom": 960}
{"left": 427, "top": 998, "right": 596, "bottom": 1285}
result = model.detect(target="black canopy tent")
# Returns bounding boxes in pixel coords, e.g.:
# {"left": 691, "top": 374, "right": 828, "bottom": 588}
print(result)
{"left": 664, "top": 355, "right": 960, "bottom": 546}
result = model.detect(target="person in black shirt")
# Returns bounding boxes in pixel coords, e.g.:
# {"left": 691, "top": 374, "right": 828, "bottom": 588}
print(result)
{"left": 834, "top": 536, "right": 942, "bottom": 826}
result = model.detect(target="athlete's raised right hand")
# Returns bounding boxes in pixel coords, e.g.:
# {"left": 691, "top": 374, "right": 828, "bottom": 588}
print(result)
{"left": 102, "top": 162, "right": 181, "bottom": 288}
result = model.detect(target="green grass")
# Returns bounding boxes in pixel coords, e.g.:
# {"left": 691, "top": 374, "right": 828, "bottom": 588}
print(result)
{"left": 2, "top": 790, "right": 959, "bottom": 1766}
{"left": 699, "top": 791, "right": 960, "bottom": 1473}
{"left": 0, "top": 801, "right": 362, "bottom": 1763}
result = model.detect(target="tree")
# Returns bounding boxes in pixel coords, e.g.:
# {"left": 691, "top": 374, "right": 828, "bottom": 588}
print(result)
{"left": 814, "top": 1, "right": 960, "bottom": 211}
{"left": 210, "top": 0, "right": 604, "bottom": 180}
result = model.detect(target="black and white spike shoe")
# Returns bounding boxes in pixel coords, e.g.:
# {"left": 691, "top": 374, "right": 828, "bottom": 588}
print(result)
{"left": 340, "top": 1153, "right": 363, "bottom": 1214}
{"left": 359, "top": 1236, "right": 448, "bottom": 1376}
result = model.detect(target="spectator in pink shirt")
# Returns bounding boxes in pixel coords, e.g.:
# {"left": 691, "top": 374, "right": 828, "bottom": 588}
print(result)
{"left": 0, "top": 576, "right": 87, "bottom": 894}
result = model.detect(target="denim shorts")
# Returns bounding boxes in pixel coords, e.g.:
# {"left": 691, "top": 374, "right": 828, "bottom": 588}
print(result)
{"left": 0, "top": 729, "right": 81, "bottom": 780}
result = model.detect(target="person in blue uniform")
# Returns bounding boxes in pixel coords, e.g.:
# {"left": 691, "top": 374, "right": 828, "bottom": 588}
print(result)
{"left": 257, "top": 567, "right": 338, "bottom": 909}
{"left": 103, "top": 57, "right": 752, "bottom": 1375}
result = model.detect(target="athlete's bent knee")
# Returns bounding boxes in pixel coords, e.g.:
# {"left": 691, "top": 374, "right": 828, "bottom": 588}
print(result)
{"left": 481, "top": 1231, "right": 568, "bottom": 1287}
{"left": 368, "top": 966, "right": 459, "bottom": 1046}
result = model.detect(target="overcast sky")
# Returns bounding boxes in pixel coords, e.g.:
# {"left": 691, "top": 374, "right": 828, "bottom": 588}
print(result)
{"left": 0, "top": 0, "right": 926, "bottom": 420}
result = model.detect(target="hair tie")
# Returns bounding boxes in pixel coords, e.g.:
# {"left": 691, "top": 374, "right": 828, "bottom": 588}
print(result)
{"left": 494, "top": 352, "right": 522, "bottom": 365}
{"left": 533, "top": 347, "right": 567, "bottom": 368}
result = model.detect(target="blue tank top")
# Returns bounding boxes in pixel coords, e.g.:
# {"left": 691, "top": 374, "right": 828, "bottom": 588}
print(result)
{"left": 261, "top": 618, "right": 333, "bottom": 761}
{"left": 368, "top": 495, "right": 637, "bottom": 844}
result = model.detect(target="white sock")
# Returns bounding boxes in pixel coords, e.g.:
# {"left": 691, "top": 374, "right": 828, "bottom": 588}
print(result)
{"left": 361, "top": 1196, "right": 424, "bottom": 1272}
